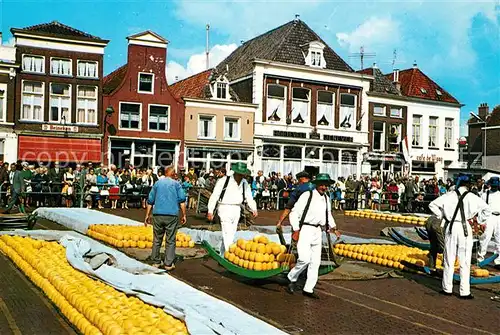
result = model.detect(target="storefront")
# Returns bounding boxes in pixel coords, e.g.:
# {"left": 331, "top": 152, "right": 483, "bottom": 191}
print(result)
{"left": 255, "top": 131, "right": 363, "bottom": 179}
{"left": 0, "top": 131, "right": 17, "bottom": 163}
{"left": 18, "top": 135, "right": 101, "bottom": 164}
{"left": 185, "top": 146, "right": 253, "bottom": 173}
{"left": 108, "top": 137, "right": 180, "bottom": 169}
{"left": 362, "top": 152, "right": 407, "bottom": 180}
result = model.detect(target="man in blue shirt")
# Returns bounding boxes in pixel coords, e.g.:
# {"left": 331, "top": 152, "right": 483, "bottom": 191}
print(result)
{"left": 276, "top": 171, "right": 314, "bottom": 231}
{"left": 144, "top": 167, "right": 186, "bottom": 270}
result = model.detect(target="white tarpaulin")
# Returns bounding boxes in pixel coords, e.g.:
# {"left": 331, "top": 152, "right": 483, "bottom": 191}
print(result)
{"left": 34, "top": 208, "right": 142, "bottom": 234}
{"left": 0, "top": 229, "right": 285, "bottom": 335}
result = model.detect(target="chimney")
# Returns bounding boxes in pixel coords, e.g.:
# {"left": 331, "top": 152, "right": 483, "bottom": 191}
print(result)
{"left": 413, "top": 61, "right": 418, "bottom": 69}
{"left": 478, "top": 103, "right": 489, "bottom": 119}
{"left": 372, "top": 62, "right": 378, "bottom": 69}
{"left": 294, "top": 14, "right": 300, "bottom": 22}
{"left": 393, "top": 68, "right": 401, "bottom": 92}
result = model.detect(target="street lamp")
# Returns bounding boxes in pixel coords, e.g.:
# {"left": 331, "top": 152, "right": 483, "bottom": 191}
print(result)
{"left": 470, "top": 112, "right": 488, "bottom": 168}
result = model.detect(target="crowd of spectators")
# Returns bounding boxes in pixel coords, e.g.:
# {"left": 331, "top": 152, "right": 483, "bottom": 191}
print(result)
{"left": 0, "top": 160, "right": 490, "bottom": 215}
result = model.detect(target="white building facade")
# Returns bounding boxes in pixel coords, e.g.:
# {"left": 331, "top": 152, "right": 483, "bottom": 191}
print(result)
{"left": 0, "top": 32, "right": 19, "bottom": 163}
{"left": 217, "top": 19, "right": 371, "bottom": 179}
{"left": 250, "top": 61, "right": 371, "bottom": 179}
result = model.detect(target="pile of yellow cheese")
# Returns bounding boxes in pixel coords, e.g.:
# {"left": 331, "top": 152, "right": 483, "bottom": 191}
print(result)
{"left": 87, "top": 225, "right": 195, "bottom": 249}
{"left": 0, "top": 235, "right": 188, "bottom": 335}
{"left": 344, "top": 210, "right": 427, "bottom": 225}
{"left": 334, "top": 244, "right": 460, "bottom": 270}
{"left": 224, "top": 235, "right": 295, "bottom": 271}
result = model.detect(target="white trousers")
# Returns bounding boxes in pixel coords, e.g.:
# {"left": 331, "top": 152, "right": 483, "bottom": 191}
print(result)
{"left": 443, "top": 221, "right": 473, "bottom": 296}
{"left": 478, "top": 215, "right": 500, "bottom": 265}
{"left": 287, "top": 225, "right": 322, "bottom": 293}
{"left": 218, "top": 205, "right": 241, "bottom": 254}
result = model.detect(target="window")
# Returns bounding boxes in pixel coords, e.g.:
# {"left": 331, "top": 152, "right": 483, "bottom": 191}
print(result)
{"left": 284, "top": 146, "right": 302, "bottom": 159}
{"left": 339, "top": 94, "right": 356, "bottom": 130}
{"left": 420, "top": 87, "right": 427, "bottom": 94}
{"left": 373, "top": 104, "right": 386, "bottom": 116}
{"left": 311, "top": 51, "right": 322, "bottom": 67}
{"left": 22, "top": 55, "right": 44, "bottom": 73}
{"left": 0, "top": 88, "right": 5, "bottom": 122}
{"left": 317, "top": 91, "right": 334, "bottom": 126}
{"left": 412, "top": 115, "right": 422, "bottom": 147}
{"left": 198, "top": 115, "right": 215, "bottom": 139}
{"left": 77, "top": 61, "right": 98, "bottom": 78}
{"left": 21, "top": 81, "right": 44, "bottom": 121}
{"left": 390, "top": 107, "right": 402, "bottom": 118}
{"left": 216, "top": 82, "right": 228, "bottom": 99}
{"left": 50, "top": 58, "right": 72, "bottom": 76}
{"left": 224, "top": 117, "right": 240, "bottom": 140}
{"left": 138, "top": 73, "right": 154, "bottom": 93}
{"left": 429, "top": 117, "right": 438, "bottom": 148}
{"left": 266, "top": 84, "right": 286, "bottom": 122}
{"left": 119, "top": 102, "right": 141, "bottom": 129}
{"left": 50, "top": 84, "right": 71, "bottom": 123}
{"left": 149, "top": 104, "right": 169, "bottom": 131}
{"left": 292, "top": 88, "right": 310, "bottom": 124}
{"left": 388, "top": 124, "right": 401, "bottom": 152}
{"left": 445, "top": 118, "right": 453, "bottom": 149}
{"left": 77, "top": 86, "right": 98, "bottom": 124}
{"left": 373, "top": 121, "right": 385, "bottom": 151}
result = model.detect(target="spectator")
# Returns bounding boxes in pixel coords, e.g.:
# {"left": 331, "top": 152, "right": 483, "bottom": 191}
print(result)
{"left": 63, "top": 167, "right": 75, "bottom": 208}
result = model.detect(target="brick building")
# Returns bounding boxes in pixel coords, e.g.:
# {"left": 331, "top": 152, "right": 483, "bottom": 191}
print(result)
{"left": 11, "top": 21, "right": 108, "bottom": 164}
{"left": 0, "top": 32, "right": 19, "bottom": 163}
{"left": 467, "top": 103, "right": 500, "bottom": 170}
{"left": 102, "top": 31, "right": 184, "bottom": 169}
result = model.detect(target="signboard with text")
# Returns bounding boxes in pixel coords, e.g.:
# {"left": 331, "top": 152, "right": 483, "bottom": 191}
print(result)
{"left": 42, "top": 124, "right": 79, "bottom": 132}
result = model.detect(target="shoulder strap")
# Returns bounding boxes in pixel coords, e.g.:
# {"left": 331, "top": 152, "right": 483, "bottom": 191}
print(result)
{"left": 217, "top": 177, "right": 231, "bottom": 203}
{"left": 242, "top": 180, "right": 247, "bottom": 204}
{"left": 446, "top": 189, "right": 469, "bottom": 234}
{"left": 487, "top": 190, "right": 490, "bottom": 204}
{"left": 299, "top": 190, "right": 314, "bottom": 229}
{"left": 324, "top": 194, "right": 330, "bottom": 231}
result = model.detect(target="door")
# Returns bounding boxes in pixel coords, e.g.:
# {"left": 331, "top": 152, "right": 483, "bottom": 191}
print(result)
{"left": 305, "top": 165, "right": 320, "bottom": 178}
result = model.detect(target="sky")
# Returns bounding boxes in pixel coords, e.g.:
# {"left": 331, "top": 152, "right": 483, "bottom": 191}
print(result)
{"left": 1, "top": 0, "right": 499, "bottom": 135}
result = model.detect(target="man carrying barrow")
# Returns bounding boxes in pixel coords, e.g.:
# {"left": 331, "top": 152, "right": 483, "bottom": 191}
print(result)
{"left": 207, "top": 162, "right": 258, "bottom": 254}
{"left": 286, "top": 173, "right": 341, "bottom": 299}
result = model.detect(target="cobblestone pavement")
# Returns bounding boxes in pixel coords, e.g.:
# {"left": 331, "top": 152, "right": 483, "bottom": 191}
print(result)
{"left": 1, "top": 208, "right": 498, "bottom": 334}
{"left": 0, "top": 253, "right": 77, "bottom": 335}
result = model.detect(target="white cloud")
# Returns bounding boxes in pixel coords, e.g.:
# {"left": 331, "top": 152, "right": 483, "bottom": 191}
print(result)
{"left": 336, "top": 17, "right": 400, "bottom": 53}
{"left": 167, "top": 43, "right": 237, "bottom": 84}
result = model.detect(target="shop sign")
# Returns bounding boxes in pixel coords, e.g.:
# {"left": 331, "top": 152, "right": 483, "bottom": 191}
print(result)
{"left": 363, "top": 152, "right": 405, "bottom": 162}
{"left": 323, "top": 134, "right": 353, "bottom": 142}
{"left": 273, "top": 130, "right": 306, "bottom": 139}
{"left": 42, "top": 124, "right": 79, "bottom": 132}
{"left": 412, "top": 154, "right": 443, "bottom": 163}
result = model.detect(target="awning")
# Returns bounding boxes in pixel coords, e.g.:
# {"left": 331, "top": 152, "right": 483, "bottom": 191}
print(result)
{"left": 18, "top": 136, "right": 101, "bottom": 162}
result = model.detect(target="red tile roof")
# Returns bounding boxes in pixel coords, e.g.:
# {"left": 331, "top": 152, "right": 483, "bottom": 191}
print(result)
{"left": 103, "top": 64, "right": 128, "bottom": 95}
{"left": 169, "top": 69, "right": 212, "bottom": 99}
{"left": 385, "top": 67, "right": 459, "bottom": 104}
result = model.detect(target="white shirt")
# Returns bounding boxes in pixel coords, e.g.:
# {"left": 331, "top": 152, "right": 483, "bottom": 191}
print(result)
{"left": 208, "top": 176, "right": 257, "bottom": 214}
{"left": 429, "top": 186, "right": 491, "bottom": 224}
{"left": 289, "top": 189, "right": 336, "bottom": 231}
{"left": 481, "top": 190, "right": 500, "bottom": 213}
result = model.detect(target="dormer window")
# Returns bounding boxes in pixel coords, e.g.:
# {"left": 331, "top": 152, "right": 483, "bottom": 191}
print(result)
{"left": 211, "top": 76, "right": 230, "bottom": 100}
{"left": 304, "top": 41, "right": 326, "bottom": 68}
{"left": 311, "top": 51, "right": 321, "bottom": 67}
{"left": 420, "top": 87, "right": 427, "bottom": 94}
{"left": 216, "top": 82, "right": 227, "bottom": 99}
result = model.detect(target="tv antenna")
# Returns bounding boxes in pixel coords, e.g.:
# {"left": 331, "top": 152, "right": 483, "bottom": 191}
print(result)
{"left": 348, "top": 46, "right": 376, "bottom": 70}
{"left": 392, "top": 49, "right": 397, "bottom": 69}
